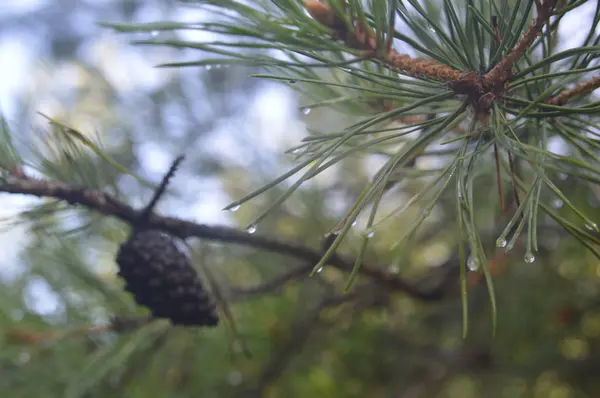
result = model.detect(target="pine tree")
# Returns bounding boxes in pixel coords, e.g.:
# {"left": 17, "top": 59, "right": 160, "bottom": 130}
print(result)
{"left": 2, "top": 0, "right": 600, "bottom": 397}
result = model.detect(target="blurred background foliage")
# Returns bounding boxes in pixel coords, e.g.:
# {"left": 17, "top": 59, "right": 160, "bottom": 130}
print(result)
{"left": 1, "top": 0, "right": 600, "bottom": 397}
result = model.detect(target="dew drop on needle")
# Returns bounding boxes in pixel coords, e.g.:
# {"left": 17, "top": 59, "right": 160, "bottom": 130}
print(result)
{"left": 467, "top": 256, "right": 479, "bottom": 271}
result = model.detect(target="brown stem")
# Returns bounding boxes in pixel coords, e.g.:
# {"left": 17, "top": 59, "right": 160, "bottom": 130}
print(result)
{"left": 547, "top": 76, "right": 600, "bottom": 106}
{"left": 304, "top": 0, "right": 462, "bottom": 82}
{"left": 483, "top": 0, "right": 556, "bottom": 88}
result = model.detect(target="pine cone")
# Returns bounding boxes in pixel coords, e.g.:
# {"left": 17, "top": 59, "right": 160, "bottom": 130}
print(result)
{"left": 116, "top": 229, "right": 219, "bottom": 327}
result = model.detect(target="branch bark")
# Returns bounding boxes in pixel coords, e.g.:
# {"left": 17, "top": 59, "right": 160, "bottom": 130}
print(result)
{"left": 0, "top": 174, "right": 455, "bottom": 301}
{"left": 547, "top": 75, "right": 600, "bottom": 106}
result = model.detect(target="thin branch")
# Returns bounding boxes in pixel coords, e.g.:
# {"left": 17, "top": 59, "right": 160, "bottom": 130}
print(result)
{"left": 547, "top": 75, "right": 600, "bottom": 106}
{"left": 229, "top": 263, "right": 313, "bottom": 297}
{"left": 483, "top": 0, "right": 557, "bottom": 88}
{"left": 304, "top": 0, "right": 462, "bottom": 82}
{"left": 0, "top": 174, "right": 451, "bottom": 301}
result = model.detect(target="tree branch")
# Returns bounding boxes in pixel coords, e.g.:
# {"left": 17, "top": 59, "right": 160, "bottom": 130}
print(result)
{"left": 483, "top": 0, "right": 556, "bottom": 88}
{"left": 304, "top": 0, "right": 462, "bottom": 82}
{"left": 0, "top": 174, "right": 454, "bottom": 301}
{"left": 547, "top": 75, "right": 600, "bottom": 106}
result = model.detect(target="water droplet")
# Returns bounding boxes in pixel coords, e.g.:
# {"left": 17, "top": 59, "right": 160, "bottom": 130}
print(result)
{"left": 351, "top": 220, "right": 357, "bottom": 227}
{"left": 316, "top": 266, "right": 324, "bottom": 273}
{"left": 553, "top": 199, "right": 564, "bottom": 209}
{"left": 328, "top": 227, "right": 342, "bottom": 236}
{"left": 496, "top": 238, "right": 507, "bottom": 248}
{"left": 429, "top": 27, "right": 437, "bottom": 33}
{"left": 206, "top": 65, "right": 212, "bottom": 70}
{"left": 366, "top": 231, "right": 375, "bottom": 239}
{"left": 467, "top": 256, "right": 479, "bottom": 271}
{"left": 229, "top": 204, "right": 240, "bottom": 212}
{"left": 342, "top": 68, "right": 351, "bottom": 72}
{"left": 524, "top": 253, "right": 535, "bottom": 263}
{"left": 150, "top": 30, "right": 159, "bottom": 37}
{"left": 246, "top": 225, "right": 257, "bottom": 234}
{"left": 302, "top": 108, "right": 311, "bottom": 115}
{"left": 585, "top": 223, "right": 598, "bottom": 231}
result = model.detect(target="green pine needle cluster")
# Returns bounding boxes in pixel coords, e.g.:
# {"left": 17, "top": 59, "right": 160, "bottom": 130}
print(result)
{"left": 99, "top": 0, "right": 600, "bottom": 334}
{"left": 100, "top": 0, "right": 600, "bottom": 333}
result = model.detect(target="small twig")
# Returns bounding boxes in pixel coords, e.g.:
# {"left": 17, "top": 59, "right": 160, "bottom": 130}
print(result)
{"left": 137, "top": 155, "right": 185, "bottom": 225}
{"left": 547, "top": 75, "right": 600, "bottom": 106}
{"left": 491, "top": 16, "right": 502, "bottom": 45}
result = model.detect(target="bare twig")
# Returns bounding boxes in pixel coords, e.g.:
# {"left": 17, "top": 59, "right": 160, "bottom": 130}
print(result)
{"left": 0, "top": 174, "right": 453, "bottom": 301}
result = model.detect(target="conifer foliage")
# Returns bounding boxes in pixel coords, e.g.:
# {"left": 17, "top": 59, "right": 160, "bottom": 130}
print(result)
{"left": 103, "top": 0, "right": 600, "bottom": 326}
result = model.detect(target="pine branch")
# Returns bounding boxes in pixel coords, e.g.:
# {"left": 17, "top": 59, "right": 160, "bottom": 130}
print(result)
{"left": 304, "top": 0, "right": 462, "bottom": 82}
{"left": 0, "top": 172, "right": 454, "bottom": 301}
{"left": 482, "top": 0, "right": 557, "bottom": 88}
{"left": 547, "top": 75, "right": 600, "bottom": 106}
